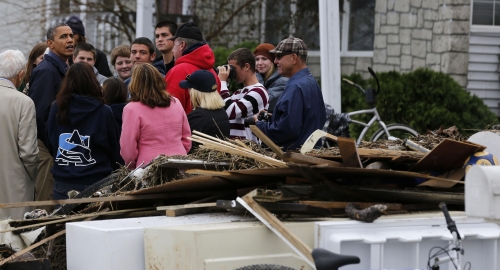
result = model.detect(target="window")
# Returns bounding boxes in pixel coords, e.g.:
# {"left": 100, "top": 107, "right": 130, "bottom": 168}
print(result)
{"left": 472, "top": 0, "right": 500, "bottom": 25}
{"left": 263, "top": 0, "right": 374, "bottom": 55}
{"left": 264, "top": 0, "right": 319, "bottom": 50}
{"left": 341, "top": 0, "right": 375, "bottom": 56}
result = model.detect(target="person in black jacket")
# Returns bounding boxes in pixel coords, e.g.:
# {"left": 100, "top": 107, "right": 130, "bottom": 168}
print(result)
{"left": 102, "top": 77, "right": 127, "bottom": 137}
{"left": 179, "top": 70, "right": 230, "bottom": 150}
{"left": 65, "top": 15, "right": 112, "bottom": 77}
{"left": 46, "top": 62, "right": 121, "bottom": 200}
{"left": 29, "top": 22, "right": 73, "bottom": 206}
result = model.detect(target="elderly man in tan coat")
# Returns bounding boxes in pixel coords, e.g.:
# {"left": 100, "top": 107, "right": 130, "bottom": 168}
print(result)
{"left": 0, "top": 50, "right": 39, "bottom": 220}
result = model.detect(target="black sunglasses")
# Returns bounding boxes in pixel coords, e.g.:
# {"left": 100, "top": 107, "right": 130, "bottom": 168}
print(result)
{"left": 275, "top": 52, "right": 295, "bottom": 60}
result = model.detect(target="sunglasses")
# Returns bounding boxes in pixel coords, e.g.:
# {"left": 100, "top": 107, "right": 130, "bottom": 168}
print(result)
{"left": 275, "top": 52, "right": 295, "bottom": 60}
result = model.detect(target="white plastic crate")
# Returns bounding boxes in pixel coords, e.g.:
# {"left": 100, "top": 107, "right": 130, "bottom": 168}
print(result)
{"left": 466, "top": 165, "right": 500, "bottom": 220}
{"left": 315, "top": 215, "right": 500, "bottom": 269}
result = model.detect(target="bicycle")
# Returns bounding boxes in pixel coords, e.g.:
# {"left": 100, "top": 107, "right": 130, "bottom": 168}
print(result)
{"left": 428, "top": 202, "right": 468, "bottom": 270}
{"left": 340, "top": 67, "right": 419, "bottom": 145}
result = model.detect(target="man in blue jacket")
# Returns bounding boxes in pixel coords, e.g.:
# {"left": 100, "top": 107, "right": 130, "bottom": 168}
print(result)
{"left": 28, "top": 22, "right": 74, "bottom": 205}
{"left": 254, "top": 37, "right": 326, "bottom": 151}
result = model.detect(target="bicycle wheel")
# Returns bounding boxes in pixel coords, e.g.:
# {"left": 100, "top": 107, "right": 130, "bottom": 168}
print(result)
{"left": 234, "top": 264, "right": 297, "bottom": 270}
{"left": 369, "top": 123, "right": 419, "bottom": 142}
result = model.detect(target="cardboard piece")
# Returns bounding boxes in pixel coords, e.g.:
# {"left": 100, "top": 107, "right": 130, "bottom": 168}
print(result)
{"left": 409, "top": 139, "right": 486, "bottom": 172}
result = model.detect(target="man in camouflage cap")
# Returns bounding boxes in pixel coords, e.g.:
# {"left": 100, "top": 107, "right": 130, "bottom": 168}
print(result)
{"left": 254, "top": 37, "right": 326, "bottom": 150}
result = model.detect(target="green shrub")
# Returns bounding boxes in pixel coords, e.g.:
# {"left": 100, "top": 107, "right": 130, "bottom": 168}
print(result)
{"left": 341, "top": 68, "right": 498, "bottom": 139}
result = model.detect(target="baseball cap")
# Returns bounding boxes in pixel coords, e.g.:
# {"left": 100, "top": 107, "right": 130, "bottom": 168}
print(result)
{"left": 179, "top": 70, "right": 217, "bottom": 92}
{"left": 167, "top": 22, "right": 203, "bottom": 41}
{"left": 269, "top": 37, "right": 308, "bottom": 56}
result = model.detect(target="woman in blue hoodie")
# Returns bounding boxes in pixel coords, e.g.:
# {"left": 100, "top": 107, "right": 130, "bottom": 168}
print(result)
{"left": 46, "top": 62, "right": 122, "bottom": 200}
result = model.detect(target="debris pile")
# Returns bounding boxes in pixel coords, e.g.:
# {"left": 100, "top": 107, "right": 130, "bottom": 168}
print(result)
{"left": 0, "top": 126, "right": 489, "bottom": 270}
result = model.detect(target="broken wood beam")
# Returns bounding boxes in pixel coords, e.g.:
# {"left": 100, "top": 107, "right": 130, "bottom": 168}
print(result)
{"left": 0, "top": 192, "right": 212, "bottom": 209}
{"left": 238, "top": 190, "right": 315, "bottom": 267}
{"left": 282, "top": 152, "right": 343, "bottom": 167}
{"left": 249, "top": 125, "right": 284, "bottom": 159}
{"left": 298, "top": 201, "right": 402, "bottom": 211}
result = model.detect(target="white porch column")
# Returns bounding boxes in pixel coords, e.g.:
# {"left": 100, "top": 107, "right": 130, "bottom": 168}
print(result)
{"left": 319, "top": 0, "right": 341, "bottom": 113}
{"left": 136, "top": 0, "right": 154, "bottom": 40}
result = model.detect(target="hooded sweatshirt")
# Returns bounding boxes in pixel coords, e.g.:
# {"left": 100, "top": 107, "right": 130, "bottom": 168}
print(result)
{"left": 46, "top": 95, "right": 122, "bottom": 185}
{"left": 165, "top": 43, "right": 221, "bottom": 114}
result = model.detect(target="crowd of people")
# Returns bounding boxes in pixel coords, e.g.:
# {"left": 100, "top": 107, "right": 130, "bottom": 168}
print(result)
{"left": 0, "top": 16, "right": 326, "bottom": 220}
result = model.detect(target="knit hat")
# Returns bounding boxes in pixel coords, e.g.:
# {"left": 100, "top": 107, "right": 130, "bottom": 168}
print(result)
{"left": 179, "top": 70, "right": 217, "bottom": 92}
{"left": 270, "top": 37, "right": 308, "bottom": 56}
{"left": 65, "top": 16, "right": 85, "bottom": 36}
{"left": 253, "top": 43, "right": 275, "bottom": 63}
{"left": 167, "top": 22, "right": 203, "bottom": 41}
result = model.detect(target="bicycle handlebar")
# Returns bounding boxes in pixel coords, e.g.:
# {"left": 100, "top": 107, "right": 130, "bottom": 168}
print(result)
{"left": 439, "top": 202, "right": 462, "bottom": 240}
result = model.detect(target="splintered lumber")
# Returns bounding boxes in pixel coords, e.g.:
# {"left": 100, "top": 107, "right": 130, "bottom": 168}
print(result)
{"left": 216, "top": 200, "right": 333, "bottom": 216}
{"left": 337, "top": 137, "right": 363, "bottom": 168}
{"left": 0, "top": 193, "right": 185, "bottom": 209}
{"left": 0, "top": 230, "right": 66, "bottom": 266}
{"left": 311, "top": 148, "right": 426, "bottom": 161}
{"left": 410, "top": 139, "right": 486, "bottom": 172}
{"left": 299, "top": 201, "right": 402, "bottom": 211}
{"left": 345, "top": 203, "right": 387, "bottom": 223}
{"left": 352, "top": 187, "right": 464, "bottom": 204}
{"left": 0, "top": 207, "right": 154, "bottom": 233}
{"left": 282, "top": 152, "right": 343, "bottom": 167}
{"left": 238, "top": 190, "right": 315, "bottom": 267}
{"left": 286, "top": 163, "right": 368, "bottom": 201}
{"left": 418, "top": 168, "right": 465, "bottom": 188}
{"left": 158, "top": 203, "right": 218, "bottom": 217}
{"left": 249, "top": 125, "right": 284, "bottom": 159}
{"left": 0, "top": 212, "right": 103, "bottom": 266}
{"left": 157, "top": 158, "right": 230, "bottom": 169}
{"left": 190, "top": 131, "right": 287, "bottom": 168}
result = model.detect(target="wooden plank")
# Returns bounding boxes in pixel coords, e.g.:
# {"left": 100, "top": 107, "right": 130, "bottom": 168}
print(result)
{"left": 410, "top": 139, "right": 486, "bottom": 172}
{"left": 185, "top": 169, "right": 232, "bottom": 177}
{"left": 285, "top": 177, "right": 312, "bottom": 184}
{"left": 352, "top": 187, "right": 464, "bottom": 205}
{"left": 0, "top": 210, "right": 104, "bottom": 266}
{"left": 0, "top": 207, "right": 154, "bottom": 233}
{"left": 216, "top": 200, "right": 333, "bottom": 216}
{"left": 0, "top": 230, "right": 66, "bottom": 266}
{"left": 417, "top": 168, "right": 465, "bottom": 188}
{"left": 287, "top": 163, "right": 368, "bottom": 201}
{"left": 157, "top": 158, "right": 230, "bottom": 169}
{"left": 249, "top": 125, "right": 284, "bottom": 159}
{"left": 315, "top": 165, "right": 463, "bottom": 185}
{"left": 282, "top": 152, "right": 343, "bottom": 167}
{"left": 298, "top": 201, "right": 403, "bottom": 211}
{"left": 337, "top": 137, "right": 363, "bottom": 168}
{"left": 0, "top": 193, "right": 178, "bottom": 209}
{"left": 157, "top": 203, "right": 217, "bottom": 210}
{"left": 238, "top": 190, "right": 315, "bottom": 267}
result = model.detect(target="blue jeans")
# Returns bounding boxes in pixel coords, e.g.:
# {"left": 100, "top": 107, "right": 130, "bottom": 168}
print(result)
{"left": 53, "top": 181, "right": 90, "bottom": 200}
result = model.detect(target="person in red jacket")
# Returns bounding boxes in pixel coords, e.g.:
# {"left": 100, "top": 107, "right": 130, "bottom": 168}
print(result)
{"left": 165, "top": 22, "right": 221, "bottom": 114}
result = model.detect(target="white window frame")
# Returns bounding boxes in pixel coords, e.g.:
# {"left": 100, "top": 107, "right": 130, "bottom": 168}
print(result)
{"left": 340, "top": 0, "right": 374, "bottom": 57}
{"left": 470, "top": 0, "right": 500, "bottom": 33}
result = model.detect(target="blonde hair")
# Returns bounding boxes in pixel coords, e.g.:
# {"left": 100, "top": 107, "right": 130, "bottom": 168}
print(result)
{"left": 189, "top": 88, "right": 225, "bottom": 110}
{"left": 129, "top": 63, "right": 171, "bottom": 108}
{"left": 263, "top": 64, "right": 276, "bottom": 82}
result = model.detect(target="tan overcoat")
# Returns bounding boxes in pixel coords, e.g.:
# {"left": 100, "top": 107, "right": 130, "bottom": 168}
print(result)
{"left": 0, "top": 79, "right": 38, "bottom": 220}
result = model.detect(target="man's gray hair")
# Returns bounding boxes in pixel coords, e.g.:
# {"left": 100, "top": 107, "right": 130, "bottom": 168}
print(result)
{"left": 47, "top": 22, "right": 69, "bottom": 40}
{"left": 176, "top": 37, "right": 201, "bottom": 50}
{"left": 0, "top": 50, "right": 26, "bottom": 79}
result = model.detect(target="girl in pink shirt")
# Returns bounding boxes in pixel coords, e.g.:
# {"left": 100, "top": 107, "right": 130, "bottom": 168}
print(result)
{"left": 120, "top": 63, "right": 191, "bottom": 168}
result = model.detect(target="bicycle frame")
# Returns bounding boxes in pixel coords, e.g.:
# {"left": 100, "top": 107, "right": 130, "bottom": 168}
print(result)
{"left": 431, "top": 231, "right": 462, "bottom": 270}
{"left": 348, "top": 107, "right": 391, "bottom": 145}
